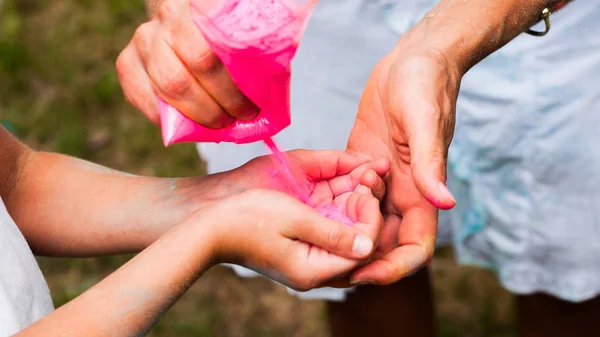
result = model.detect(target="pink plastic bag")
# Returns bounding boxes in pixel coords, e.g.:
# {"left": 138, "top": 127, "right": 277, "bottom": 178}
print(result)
{"left": 159, "top": 0, "right": 317, "bottom": 146}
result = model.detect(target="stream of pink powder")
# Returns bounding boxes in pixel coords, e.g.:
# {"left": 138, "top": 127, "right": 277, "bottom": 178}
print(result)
{"left": 263, "top": 138, "right": 355, "bottom": 226}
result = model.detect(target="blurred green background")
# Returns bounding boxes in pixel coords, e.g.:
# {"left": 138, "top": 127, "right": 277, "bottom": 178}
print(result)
{"left": 0, "top": 1, "right": 515, "bottom": 336}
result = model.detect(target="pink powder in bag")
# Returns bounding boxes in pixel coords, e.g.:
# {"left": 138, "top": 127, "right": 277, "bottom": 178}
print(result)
{"left": 159, "top": 0, "right": 316, "bottom": 146}
{"left": 158, "top": 0, "right": 356, "bottom": 226}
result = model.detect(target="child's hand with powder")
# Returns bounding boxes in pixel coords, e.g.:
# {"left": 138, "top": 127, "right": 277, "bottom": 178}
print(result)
{"left": 2, "top": 126, "right": 378, "bottom": 336}
{"left": 193, "top": 187, "right": 383, "bottom": 291}
{"left": 225, "top": 150, "right": 390, "bottom": 226}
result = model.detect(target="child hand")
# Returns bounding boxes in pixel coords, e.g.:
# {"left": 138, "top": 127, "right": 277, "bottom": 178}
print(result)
{"left": 191, "top": 187, "right": 382, "bottom": 291}
{"left": 230, "top": 149, "right": 390, "bottom": 205}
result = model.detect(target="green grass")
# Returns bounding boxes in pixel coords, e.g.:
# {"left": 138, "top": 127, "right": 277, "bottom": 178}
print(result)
{"left": 1, "top": 1, "right": 516, "bottom": 336}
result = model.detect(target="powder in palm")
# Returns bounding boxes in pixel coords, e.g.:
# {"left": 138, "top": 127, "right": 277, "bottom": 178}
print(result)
{"left": 314, "top": 204, "right": 354, "bottom": 227}
{"left": 263, "top": 138, "right": 356, "bottom": 226}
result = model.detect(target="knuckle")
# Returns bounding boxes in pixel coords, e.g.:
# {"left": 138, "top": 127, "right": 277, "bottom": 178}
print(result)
{"left": 327, "top": 226, "right": 345, "bottom": 251}
{"left": 192, "top": 51, "right": 222, "bottom": 75}
{"left": 160, "top": 69, "right": 192, "bottom": 99}
{"left": 115, "top": 48, "right": 135, "bottom": 80}
{"left": 156, "top": 1, "right": 178, "bottom": 20}
{"left": 133, "top": 23, "right": 153, "bottom": 46}
{"left": 115, "top": 52, "right": 128, "bottom": 79}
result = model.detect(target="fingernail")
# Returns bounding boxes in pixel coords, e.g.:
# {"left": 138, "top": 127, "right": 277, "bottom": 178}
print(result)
{"left": 437, "top": 181, "right": 456, "bottom": 208}
{"left": 352, "top": 235, "right": 373, "bottom": 256}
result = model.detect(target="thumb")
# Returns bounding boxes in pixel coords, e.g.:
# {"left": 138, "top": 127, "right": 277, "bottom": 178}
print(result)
{"left": 287, "top": 209, "right": 374, "bottom": 259}
{"left": 406, "top": 115, "right": 456, "bottom": 210}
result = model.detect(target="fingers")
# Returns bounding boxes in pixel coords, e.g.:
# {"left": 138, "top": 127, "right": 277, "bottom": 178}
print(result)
{"left": 120, "top": 0, "right": 260, "bottom": 129}
{"left": 285, "top": 208, "right": 375, "bottom": 260}
{"left": 326, "top": 159, "right": 389, "bottom": 198}
{"left": 287, "top": 150, "right": 369, "bottom": 180}
{"left": 404, "top": 107, "right": 455, "bottom": 210}
{"left": 345, "top": 188, "right": 383, "bottom": 247}
{"left": 139, "top": 26, "right": 234, "bottom": 128}
{"left": 171, "top": 5, "right": 259, "bottom": 120}
{"left": 359, "top": 169, "right": 385, "bottom": 201}
{"left": 117, "top": 43, "right": 160, "bottom": 124}
{"left": 349, "top": 204, "right": 437, "bottom": 285}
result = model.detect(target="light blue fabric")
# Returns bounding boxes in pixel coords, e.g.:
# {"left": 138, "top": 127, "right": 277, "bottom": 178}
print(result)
{"left": 440, "top": 1, "right": 600, "bottom": 302}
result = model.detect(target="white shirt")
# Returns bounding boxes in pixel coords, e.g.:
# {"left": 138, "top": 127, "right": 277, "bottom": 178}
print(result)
{"left": 0, "top": 197, "right": 53, "bottom": 335}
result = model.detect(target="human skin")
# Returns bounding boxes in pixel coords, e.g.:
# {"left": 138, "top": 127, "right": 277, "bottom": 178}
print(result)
{"left": 344, "top": 0, "right": 570, "bottom": 285}
{"left": 118, "top": 0, "right": 259, "bottom": 127}
{"left": 119, "top": 0, "right": 569, "bottom": 285}
{"left": 0, "top": 126, "right": 388, "bottom": 336}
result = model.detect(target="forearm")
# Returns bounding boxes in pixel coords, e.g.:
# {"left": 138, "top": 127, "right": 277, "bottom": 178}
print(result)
{"left": 16, "top": 216, "right": 216, "bottom": 337}
{"left": 1, "top": 126, "right": 233, "bottom": 256}
{"left": 6, "top": 150, "right": 233, "bottom": 256}
{"left": 400, "top": 0, "right": 568, "bottom": 74}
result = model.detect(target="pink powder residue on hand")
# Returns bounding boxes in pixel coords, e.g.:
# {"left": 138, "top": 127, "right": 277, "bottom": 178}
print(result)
{"left": 263, "top": 138, "right": 311, "bottom": 204}
{"left": 264, "top": 138, "right": 356, "bottom": 226}
{"left": 314, "top": 204, "right": 355, "bottom": 227}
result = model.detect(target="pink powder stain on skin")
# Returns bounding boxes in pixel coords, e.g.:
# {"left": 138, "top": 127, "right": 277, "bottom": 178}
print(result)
{"left": 264, "top": 138, "right": 356, "bottom": 226}
{"left": 314, "top": 204, "right": 354, "bottom": 227}
{"left": 263, "top": 138, "right": 310, "bottom": 204}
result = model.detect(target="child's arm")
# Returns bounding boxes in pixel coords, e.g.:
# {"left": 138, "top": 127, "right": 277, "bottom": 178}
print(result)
{"left": 0, "top": 126, "right": 388, "bottom": 259}
{"left": 0, "top": 126, "right": 231, "bottom": 256}
{"left": 15, "top": 186, "right": 381, "bottom": 337}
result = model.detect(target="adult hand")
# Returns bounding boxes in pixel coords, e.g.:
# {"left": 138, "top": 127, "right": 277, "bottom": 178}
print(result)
{"left": 344, "top": 35, "right": 462, "bottom": 285}
{"left": 116, "top": 0, "right": 258, "bottom": 127}
{"left": 199, "top": 188, "right": 383, "bottom": 291}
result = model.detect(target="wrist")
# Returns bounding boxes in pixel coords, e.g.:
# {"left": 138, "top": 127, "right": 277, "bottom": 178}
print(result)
{"left": 176, "top": 171, "right": 246, "bottom": 210}
{"left": 178, "top": 207, "right": 221, "bottom": 268}
{"left": 402, "top": 0, "right": 559, "bottom": 75}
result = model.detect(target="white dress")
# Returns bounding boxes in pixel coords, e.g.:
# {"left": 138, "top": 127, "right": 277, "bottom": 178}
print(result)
{"left": 445, "top": 1, "right": 600, "bottom": 302}
{"left": 199, "top": 0, "right": 600, "bottom": 302}
{"left": 0, "top": 197, "right": 54, "bottom": 335}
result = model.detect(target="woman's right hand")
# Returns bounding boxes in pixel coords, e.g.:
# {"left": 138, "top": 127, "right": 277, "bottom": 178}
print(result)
{"left": 117, "top": 0, "right": 258, "bottom": 127}
{"left": 193, "top": 187, "right": 382, "bottom": 291}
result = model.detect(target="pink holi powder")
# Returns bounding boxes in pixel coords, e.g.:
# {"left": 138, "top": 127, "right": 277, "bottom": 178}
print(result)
{"left": 264, "top": 138, "right": 355, "bottom": 226}
{"left": 314, "top": 204, "right": 355, "bottom": 227}
{"left": 160, "top": 0, "right": 314, "bottom": 145}
{"left": 210, "top": 0, "right": 297, "bottom": 49}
